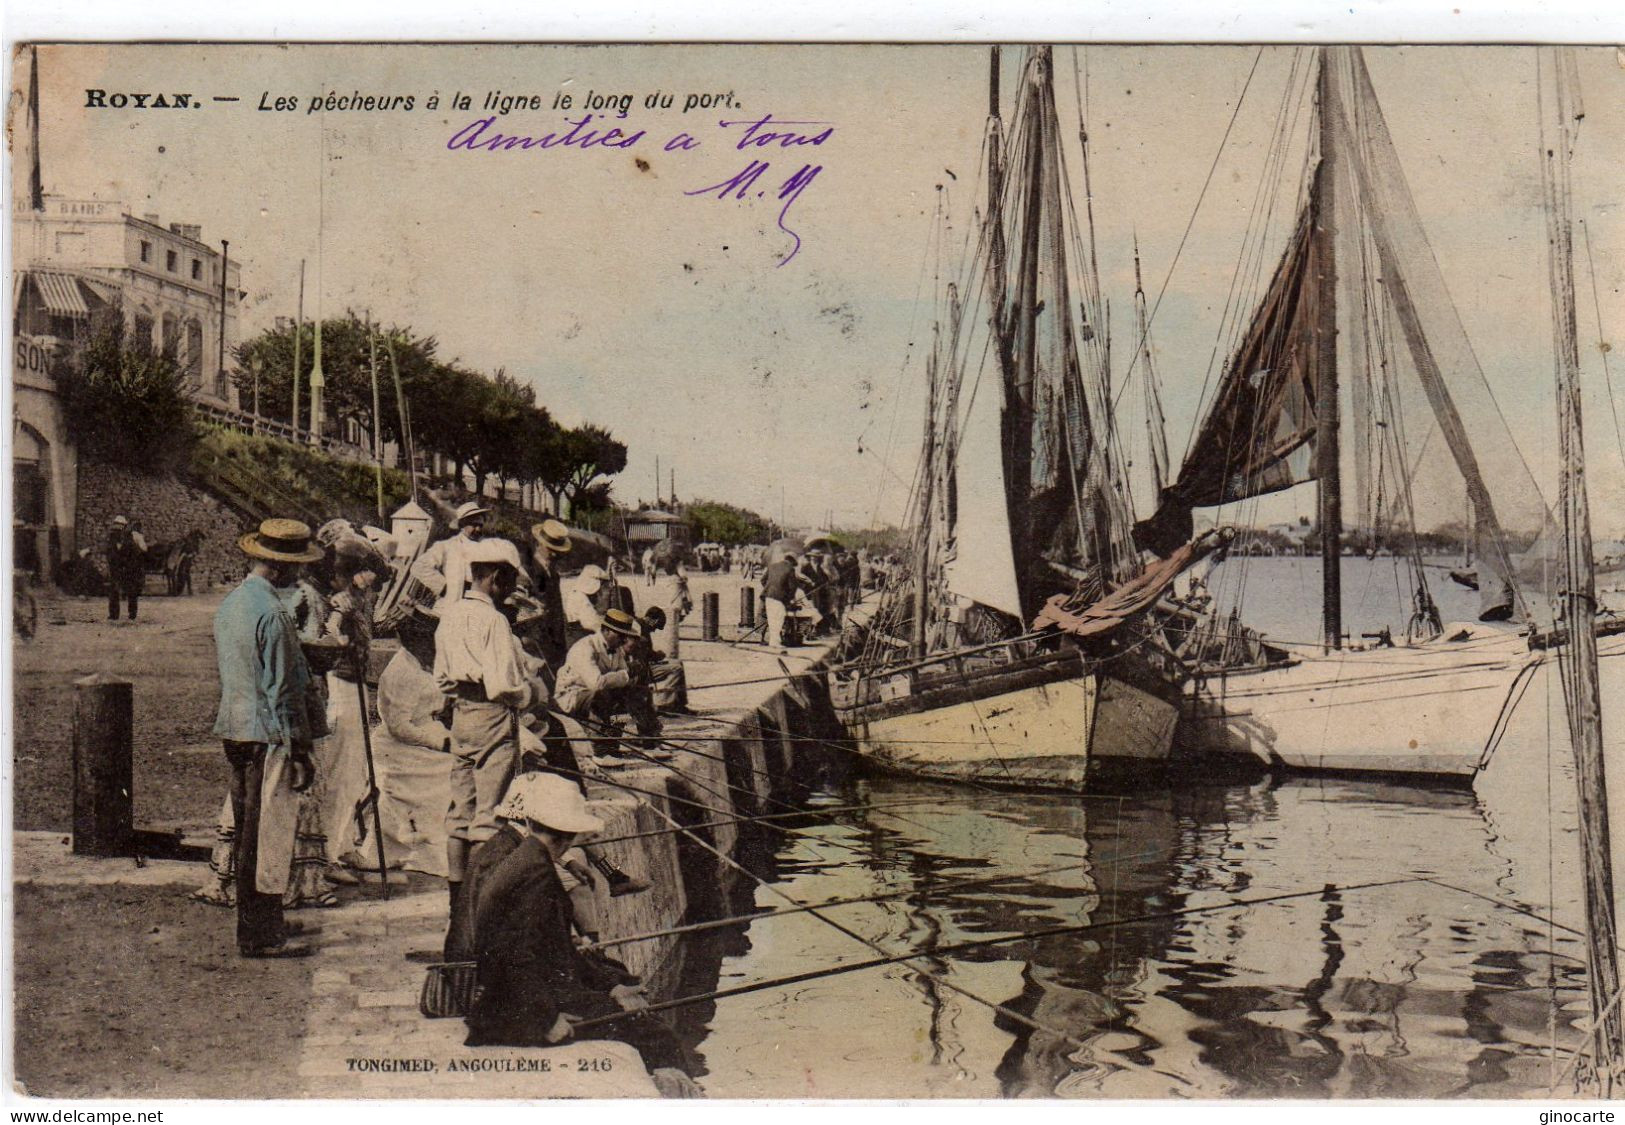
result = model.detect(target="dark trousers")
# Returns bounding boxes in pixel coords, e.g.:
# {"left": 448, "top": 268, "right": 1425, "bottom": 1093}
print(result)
{"left": 224, "top": 740, "right": 285, "bottom": 950}
{"left": 585, "top": 686, "right": 661, "bottom": 757}
{"left": 525, "top": 711, "right": 590, "bottom": 796}
{"left": 108, "top": 574, "right": 140, "bottom": 620}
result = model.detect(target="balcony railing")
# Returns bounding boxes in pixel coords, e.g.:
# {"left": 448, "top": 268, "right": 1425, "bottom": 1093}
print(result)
{"left": 191, "top": 398, "right": 373, "bottom": 464}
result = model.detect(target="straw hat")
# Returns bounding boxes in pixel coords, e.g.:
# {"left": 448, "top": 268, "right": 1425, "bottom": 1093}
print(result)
{"left": 495, "top": 772, "right": 604, "bottom": 834}
{"left": 600, "top": 607, "right": 641, "bottom": 638}
{"left": 111, "top": 515, "right": 129, "bottom": 527}
{"left": 531, "top": 519, "right": 573, "bottom": 554}
{"left": 453, "top": 501, "right": 491, "bottom": 527}
{"left": 238, "top": 518, "right": 324, "bottom": 564}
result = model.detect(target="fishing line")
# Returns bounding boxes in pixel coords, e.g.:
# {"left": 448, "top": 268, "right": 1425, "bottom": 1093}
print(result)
{"left": 573, "top": 873, "right": 1431, "bottom": 1034}
{"left": 583, "top": 853, "right": 1101, "bottom": 952}
{"left": 579, "top": 794, "right": 1100, "bottom": 1052}
{"left": 556, "top": 708, "right": 961, "bottom": 862}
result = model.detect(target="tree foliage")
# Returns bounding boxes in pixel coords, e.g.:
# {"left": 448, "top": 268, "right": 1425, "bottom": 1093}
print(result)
{"left": 233, "top": 314, "right": 440, "bottom": 446}
{"left": 57, "top": 312, "right": 197, "bottom": 470}
{"left": 235, "top": 316, "right": 631, "bottom": 522}
{"left": 685, "top": 500, "right": 777, "bottom": 545}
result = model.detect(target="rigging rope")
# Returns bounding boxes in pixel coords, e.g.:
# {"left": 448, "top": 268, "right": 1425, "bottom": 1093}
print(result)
{"left": 1114, "top": 46, "right": 1267, "bottom": 415}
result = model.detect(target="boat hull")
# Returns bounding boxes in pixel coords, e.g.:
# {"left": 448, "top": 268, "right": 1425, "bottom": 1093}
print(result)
{"left": 837, "top": 658, "right": 1180, "bottom": 793}
{"left": 1184, "top": 628, "right": 1625, "bottom": 779}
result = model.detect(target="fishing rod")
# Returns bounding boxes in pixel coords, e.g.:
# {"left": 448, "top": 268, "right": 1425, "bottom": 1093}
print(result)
{"left": 573, "top": 873, "right": 1430, "bottom": 1034}
{"left": 597, "top": 794, "right": 1100, "bottom": 1053}
{"left": 545, "top": 755, "right": 938, "bottom": 876}
{"left": 583, "top": 853, "right": 1099, "bottom": 952}
{"left": 557, "top": 705, "right": 959, "bottom": 847}
{"left": 586, "top": 795, "right": 950, "bottom": 847}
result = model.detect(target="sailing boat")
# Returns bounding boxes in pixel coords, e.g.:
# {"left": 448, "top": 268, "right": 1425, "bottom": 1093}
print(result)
{"left": 830, "top": 46, "right": 1227, "bottom": 792}
{"left": 1154, "top": 47, "right": 1625, "bottom": 779}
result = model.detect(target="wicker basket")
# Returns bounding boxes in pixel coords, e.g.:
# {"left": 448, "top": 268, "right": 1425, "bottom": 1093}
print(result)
{"left": 419, "top": 961, "right": 480, "bottom": 1019}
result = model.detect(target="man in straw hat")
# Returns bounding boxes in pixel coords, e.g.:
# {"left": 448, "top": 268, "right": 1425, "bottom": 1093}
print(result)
{"left": 433, "top": 535, "right": 545, "bottom": 953}
{"left": 464, "top": 772, "right": 698, "bottom": 1095}
{"left": 212, "top": 518, "right": 326, "bottom": 958}
{"left": 555, "top": 607, "right": 666, "bottom": 766}
{"left": 410, "top": 500, "right": 492, "bottom": 617}
{"left": 526, "top": 519, "right": 573, "bottom": 667}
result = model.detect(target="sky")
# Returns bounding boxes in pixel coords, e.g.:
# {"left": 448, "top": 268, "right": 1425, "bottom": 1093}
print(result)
{"left": 17, "top": 43, "right": 1625, "bottom": 534}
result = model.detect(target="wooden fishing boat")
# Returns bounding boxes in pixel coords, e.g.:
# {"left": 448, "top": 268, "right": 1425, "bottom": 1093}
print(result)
{"left": 829, "top": 46, "right": 1223, "bottom": 792}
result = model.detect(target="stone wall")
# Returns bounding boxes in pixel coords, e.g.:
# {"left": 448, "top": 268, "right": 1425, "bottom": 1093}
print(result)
{"left": 75, "top": 459, "right": 252, "bottom": 591}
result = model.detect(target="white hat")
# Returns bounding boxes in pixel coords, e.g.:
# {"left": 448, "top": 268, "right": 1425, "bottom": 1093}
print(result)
{"left": 496, "top": 773, "right": 604, "bottom": 834}
{"left": 466, "top": 537, "right": 523, "bottom": 568}
{"left": 454, "top": 501, "right": 491, "bottom": 526}
{"left": 111, "top": 515, "right": 129, "bottom": 527}
{"left": 577, "top": 563, "right": 607, "bottom": 590}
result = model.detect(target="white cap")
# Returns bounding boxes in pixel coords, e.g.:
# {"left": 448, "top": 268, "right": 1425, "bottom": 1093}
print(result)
{"left": 496, "top": 773, "right": 604, "bottom": 834}
{"left": 466, "top": 537, "right": 522, "bottom": 569}
{"left": 577, "top": 563, "right": 607, "bottom": 589}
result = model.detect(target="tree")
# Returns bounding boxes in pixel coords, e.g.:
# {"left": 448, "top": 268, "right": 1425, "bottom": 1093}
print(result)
{"left": 234, "top": 315, "right": 439, "bottom": 449}
{"left": 57, "top": 311, "right": 196, "bottom": 469}
{"left": 466, "top": 369, "right": 538, "bottom": 500}
{"left": 531, "top": 424, "right": 626, "bottom": 519}
{"left": 560, "top": 425, "right": 628, "bottom": 518}
{"left": 685, "top": 499, "right": 776, "bottom": 545}
{"left": 409, "top": 363, "right": 491, "bottom": 488}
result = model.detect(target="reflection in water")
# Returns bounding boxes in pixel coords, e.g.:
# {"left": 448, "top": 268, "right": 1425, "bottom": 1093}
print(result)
{"left": 672, "top": 772, "right": 1593, "bottom": 1099}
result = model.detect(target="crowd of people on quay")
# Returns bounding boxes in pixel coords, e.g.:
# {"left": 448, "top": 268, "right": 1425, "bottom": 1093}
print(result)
{"left": 204, "top": 500, "right": 704, "bottom": 1094}
{"left": 195, "top": 492, "right": 900, "bottom": 1091}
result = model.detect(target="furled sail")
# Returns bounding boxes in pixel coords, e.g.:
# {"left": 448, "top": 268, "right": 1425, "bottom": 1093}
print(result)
{"left": 997, "top": 47, "right": 1136, "bottom": 617}
{"left": 1134, "top": 189, "right": 1325, "bottom": 558}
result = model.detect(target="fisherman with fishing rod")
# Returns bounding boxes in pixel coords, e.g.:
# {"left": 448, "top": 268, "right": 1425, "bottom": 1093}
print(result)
{"left": 463, "top": 771, "right": 701, "bottom": 1096}
{"left": 554, "top": 606, "right": 670, "bottom": 768}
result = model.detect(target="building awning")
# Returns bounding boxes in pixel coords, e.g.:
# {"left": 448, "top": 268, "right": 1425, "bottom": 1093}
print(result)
{"left": 28, "top": 270, "right": 91, "bottom": 317}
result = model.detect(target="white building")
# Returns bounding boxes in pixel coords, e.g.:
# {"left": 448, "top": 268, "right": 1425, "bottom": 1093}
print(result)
{"left": 11, "top": 196, "right": 245, "bottom": 577}
{"left": 13, "top": 196, "right": 243, "bottom": 404}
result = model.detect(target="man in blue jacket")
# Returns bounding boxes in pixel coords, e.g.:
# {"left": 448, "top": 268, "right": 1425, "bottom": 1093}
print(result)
{"left": 212, "top": 518, "right": 325, "bottom": 958}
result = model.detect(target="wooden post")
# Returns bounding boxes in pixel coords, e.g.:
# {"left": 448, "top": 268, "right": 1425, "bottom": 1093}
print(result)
{"left": 72, "top": 673, "right": 133, "bottom": 856}
{"left": 702, "top": 592, "right": 720, "bottom": 642}
{"left": 739, "top": 585, "right": 756, "bottom": 629}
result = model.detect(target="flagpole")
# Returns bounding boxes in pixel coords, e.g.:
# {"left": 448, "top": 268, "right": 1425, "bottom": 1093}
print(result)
{"left": 368, "top": 311, "right": 385, "bottom": 523}
{"left": 293, "top": 259, "right": 304, "bottom": 441}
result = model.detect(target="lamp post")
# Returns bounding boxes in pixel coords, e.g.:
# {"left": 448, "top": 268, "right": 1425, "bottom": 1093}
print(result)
{"left": 218, "top": 240, "right": 229, "bottom": 402}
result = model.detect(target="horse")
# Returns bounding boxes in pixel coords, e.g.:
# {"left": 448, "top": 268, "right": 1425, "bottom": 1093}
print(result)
{"left": 150, "top": 530, "right": 204, "bottom": 596}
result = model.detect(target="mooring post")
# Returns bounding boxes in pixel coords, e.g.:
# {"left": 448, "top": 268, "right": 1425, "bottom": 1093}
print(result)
{"left": 702, "top": 591, "right": 720, "bottom": 641}
{"left": 72, "top": 672, "right": 134, "bottom": 856}
{"left": 739, "top": 585, "right": 756, "bottom": 629}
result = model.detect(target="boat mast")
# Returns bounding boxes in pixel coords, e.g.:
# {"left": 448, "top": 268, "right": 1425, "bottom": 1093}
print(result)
{"left": 1542, "top": 46, "right": 1622, "bottom": 1090}
{"left": 1315, "top": 48, "right": 1343, "bottom": 652}
{"left": 987, "top": 47, "right": 1008, "bottom": 349}
{"left": 1134, "top": 234, "right": 1169, "bottom": 500}
{"left": 913, "top": 334, "right": 939, "bottom": 660}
